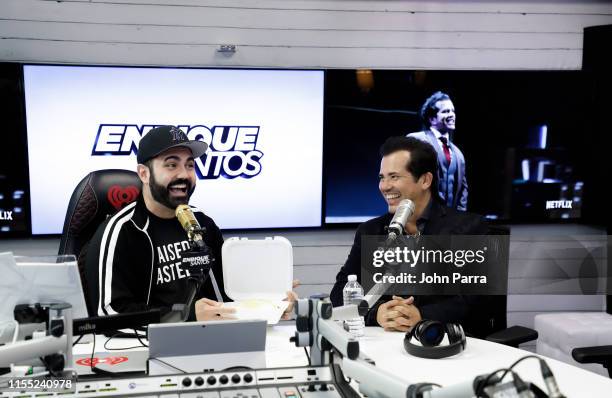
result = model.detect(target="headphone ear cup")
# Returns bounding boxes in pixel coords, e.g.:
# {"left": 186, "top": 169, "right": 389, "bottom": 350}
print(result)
{"left": 412, "top": 320, "right": 427, "bottom": 336}
{"left": 458, "top": 324, "right": 466, "bottom": 349}
{"left": 415, "top": 320, "right": 445, "bottom": 347}
{"left": 404, "top": 321, "right": 466, "bottom": 359}
{"left": 409, "top": 320, "right": 427, "bottom": 344}
{"left": 446, "top": 323, "right": 466, "bottom": 348}
{"left": 446, "top": 323, "right": 459, "bottom": 343}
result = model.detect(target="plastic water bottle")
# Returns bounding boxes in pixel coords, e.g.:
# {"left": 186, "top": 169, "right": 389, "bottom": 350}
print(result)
{"left": 343, "top": 274, "right": 365, "bottom": 338}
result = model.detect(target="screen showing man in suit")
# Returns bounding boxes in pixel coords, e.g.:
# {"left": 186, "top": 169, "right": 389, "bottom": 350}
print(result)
{"left": 408, "top": 91, "right": 468, "bottom": 211}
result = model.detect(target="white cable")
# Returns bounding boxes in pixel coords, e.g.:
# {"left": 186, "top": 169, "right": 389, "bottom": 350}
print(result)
{"left": 12, "top": 320, "right": 19, "bottom": 343}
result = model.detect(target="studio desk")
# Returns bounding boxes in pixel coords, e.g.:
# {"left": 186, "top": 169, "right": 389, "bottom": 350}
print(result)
{"left": 2, "top": 325, "right": 612, "bottom": 397}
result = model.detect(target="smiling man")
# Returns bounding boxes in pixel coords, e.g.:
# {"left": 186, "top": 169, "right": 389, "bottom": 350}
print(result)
{"left": 408, "top": 91, "right": 468, "bottom": 211}
{"left": 85, "top": 126, "right": 236, "bottom": 321}
{"left": 330, "top": 136, "right": 490, "bottom": 337}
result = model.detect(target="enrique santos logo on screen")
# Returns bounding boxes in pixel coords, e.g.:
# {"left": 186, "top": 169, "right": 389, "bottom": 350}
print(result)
{"left": 91, "top": 124, "right": 263, "bottom": 179}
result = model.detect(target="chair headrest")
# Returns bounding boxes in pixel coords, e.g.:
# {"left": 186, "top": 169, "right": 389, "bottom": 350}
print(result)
{"left": 58, "top": 169, "right": 142, "bottom": 257}
{"left": 87, "top": 169, "right": 142, "bottom": 220}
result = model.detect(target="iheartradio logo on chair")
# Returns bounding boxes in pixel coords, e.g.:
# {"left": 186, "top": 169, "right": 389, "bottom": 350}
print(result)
{"left": 75, "top": 356, "right": 128, "bottom": 367}
{"left": 107, "top": 185, "right": 140, "bottom": 210}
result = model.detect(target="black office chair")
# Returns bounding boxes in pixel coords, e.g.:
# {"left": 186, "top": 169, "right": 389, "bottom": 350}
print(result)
{"left": 481, "top": 225, "right": 539, "bottom": 347}
{"left": 572, "top": 346, "right": 612, "bottom": 377}
{"left": 57, "top": 169, "right": 141, "bottom": 310}
{"left": 565, "top": 228, "right": 612, "bottom": 377}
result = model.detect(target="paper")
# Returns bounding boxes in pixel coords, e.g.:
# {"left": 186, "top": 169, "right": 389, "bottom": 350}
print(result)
{"left": 224, "top": 299, "right": 290, "bottom": 325}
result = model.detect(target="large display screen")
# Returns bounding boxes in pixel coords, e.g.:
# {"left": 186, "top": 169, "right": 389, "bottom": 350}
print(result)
{"left": 0, "top": 63, "right": 28, "bottom": 237}
{"left": 24, "top": 65, "right": 324, "bottom": 234}
{"left": 324, "top": 70, "right": 598, "bottom": 224}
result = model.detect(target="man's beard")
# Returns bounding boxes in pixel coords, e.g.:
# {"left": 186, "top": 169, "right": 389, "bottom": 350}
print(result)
{"left": 149, "top": 169, "right": 195, "bottom": 210}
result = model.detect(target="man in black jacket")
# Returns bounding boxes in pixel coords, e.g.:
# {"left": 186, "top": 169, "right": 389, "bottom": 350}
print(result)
{"left": 330, "top": 136, "right": 490, "bottom": 337}
{"left": 85, "top": 126, "right": 296, "bottom": 321}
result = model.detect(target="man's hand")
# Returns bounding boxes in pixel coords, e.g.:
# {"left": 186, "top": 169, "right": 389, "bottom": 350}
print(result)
{"left": 281, "top": 279, "right": 300, "bottom": 320}
{"left": 195, "top": 298, "right": 237, "bottom": 321}
{"left": 376, "top": 295, "right": 422, "bottom": 332}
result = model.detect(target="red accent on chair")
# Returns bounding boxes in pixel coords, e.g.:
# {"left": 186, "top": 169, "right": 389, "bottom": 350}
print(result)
{"left": 107, "top": 185, "right": 140, "bottom": 210}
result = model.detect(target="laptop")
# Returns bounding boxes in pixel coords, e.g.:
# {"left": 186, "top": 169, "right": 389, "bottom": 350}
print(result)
{"left": 147, "top": 319, "right": 267, "bottom": 375}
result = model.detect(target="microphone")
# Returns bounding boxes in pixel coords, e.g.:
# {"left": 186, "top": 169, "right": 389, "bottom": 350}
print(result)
{"left": 166, "top": 205, "right": 213, "bottom": 322}
{"left": 386, "top": 199, "right": 415, "bottom": 243}
{"left": 176, "top": 204, "right": 205, "bottom": 249}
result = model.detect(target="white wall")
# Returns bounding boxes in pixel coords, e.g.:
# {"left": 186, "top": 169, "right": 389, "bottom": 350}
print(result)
{"left": 1, "top": 0, "right": 611, "bottom": 69}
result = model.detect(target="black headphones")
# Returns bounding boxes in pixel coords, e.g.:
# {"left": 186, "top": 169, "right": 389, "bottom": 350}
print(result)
{"left": 404, "top": 320, "right": 466, "bottom": 359}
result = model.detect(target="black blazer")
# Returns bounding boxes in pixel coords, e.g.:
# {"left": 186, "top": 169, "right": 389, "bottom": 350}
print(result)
{"left": 330, "top": 199, "right": 493, "bottom": 338}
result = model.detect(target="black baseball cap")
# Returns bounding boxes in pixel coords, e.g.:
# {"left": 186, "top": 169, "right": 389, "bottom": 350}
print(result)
{"left": 137, "top": 126, "right": 208, "bottom": 164}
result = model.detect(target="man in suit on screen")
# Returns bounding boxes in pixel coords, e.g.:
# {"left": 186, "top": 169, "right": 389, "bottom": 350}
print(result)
{"left": 408, "top": 91, "right": 468, "bottom": 211}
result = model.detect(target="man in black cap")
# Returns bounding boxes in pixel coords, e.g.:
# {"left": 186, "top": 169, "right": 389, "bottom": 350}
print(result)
{"left": 85, "top": 126, "right": 293, "bottom": 321}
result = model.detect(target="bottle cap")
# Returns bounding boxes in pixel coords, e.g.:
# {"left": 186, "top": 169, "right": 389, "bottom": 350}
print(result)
{"left": 348, "top": 274, "right": 357, "bottom": 282}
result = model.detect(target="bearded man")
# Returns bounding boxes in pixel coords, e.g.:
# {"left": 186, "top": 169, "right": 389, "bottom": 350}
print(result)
{"left": 85, "top": 126, "right": 295, "bottom": 322}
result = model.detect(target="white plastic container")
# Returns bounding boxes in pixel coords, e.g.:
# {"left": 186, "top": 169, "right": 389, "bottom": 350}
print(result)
{"left": 221, "top": 236, "right": 293, "bottom": 324}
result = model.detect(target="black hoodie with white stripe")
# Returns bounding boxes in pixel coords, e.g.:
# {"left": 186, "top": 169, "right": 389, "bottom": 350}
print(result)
{"left": 84, "top": 196, "right": 230, "bottom": 318}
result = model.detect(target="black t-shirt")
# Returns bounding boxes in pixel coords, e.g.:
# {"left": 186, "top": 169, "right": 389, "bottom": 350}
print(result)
{"left": 147, "top": 214, "right": 199, "bottom": 309}
{"left": 145, "top": 209, "right": 230, "bottom": 312}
